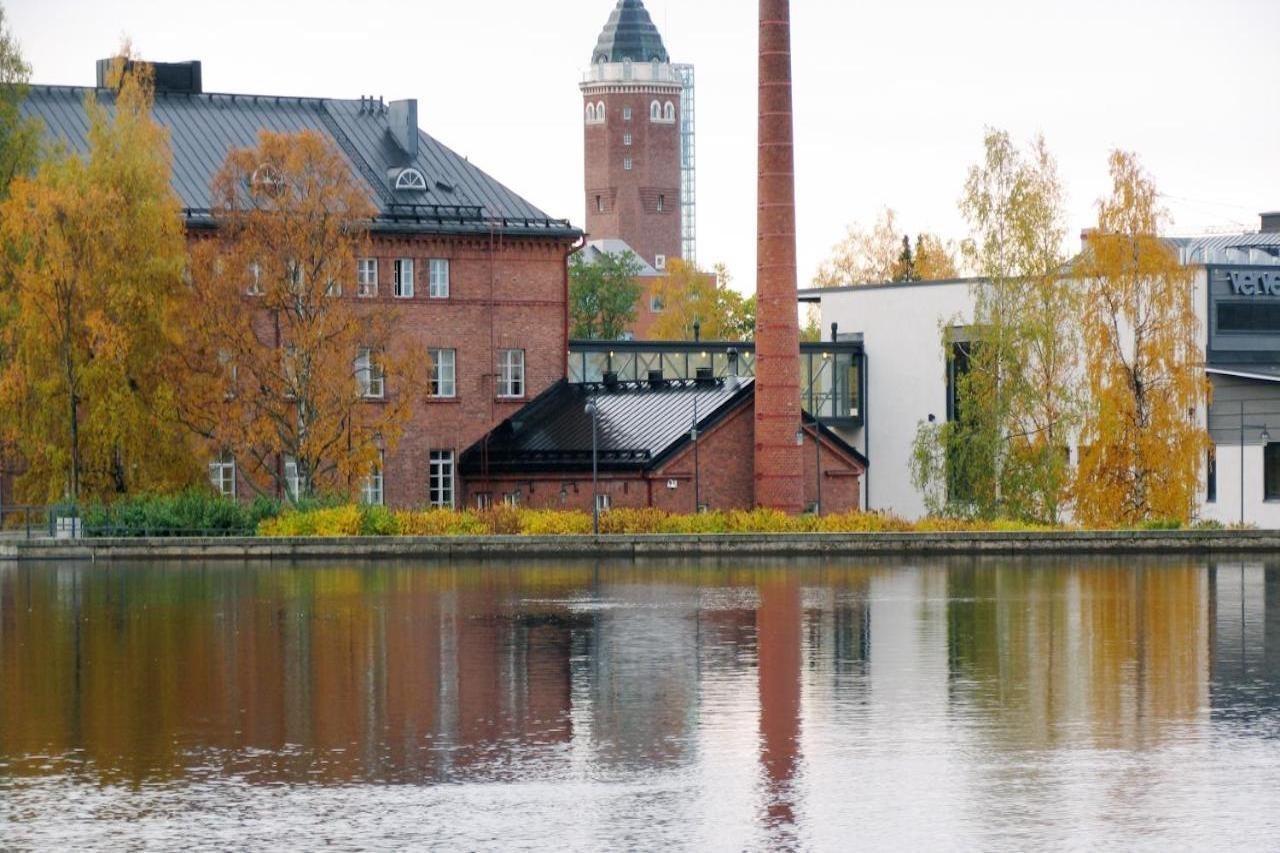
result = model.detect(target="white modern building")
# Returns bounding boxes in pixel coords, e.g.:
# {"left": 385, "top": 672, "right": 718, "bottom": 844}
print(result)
{"left": 801, "top": 215, "right": 1280, "bottom": 525}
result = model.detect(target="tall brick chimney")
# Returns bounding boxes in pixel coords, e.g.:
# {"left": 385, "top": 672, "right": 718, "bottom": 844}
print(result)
{"left": 754, "top": 0, "right": 805, "bottom": 513}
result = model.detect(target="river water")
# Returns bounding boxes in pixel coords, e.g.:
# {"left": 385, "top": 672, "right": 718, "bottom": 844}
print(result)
{"left": 1, "top": 556, "right": 1278, "bottom": 851}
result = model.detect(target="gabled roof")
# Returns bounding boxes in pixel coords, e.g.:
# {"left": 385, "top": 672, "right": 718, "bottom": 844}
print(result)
{"left": 591, "top": 0, "right": 669, "bottom": 64}
{"left": 461, "top": 377, "right": 754, "bottom": 475}
{"left": 21, "top": 84, "right": 579, "bottom": 239}
{"left": 581, "top": 239, "right": 662, "bottom": 277}
{"left": 460, "top": 376, "right": 869, "bottom": 476}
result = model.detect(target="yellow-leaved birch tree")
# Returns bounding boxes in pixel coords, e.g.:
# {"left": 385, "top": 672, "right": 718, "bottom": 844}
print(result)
{"left": 1073, "top": 151, "right": 1209, "bottom": 526}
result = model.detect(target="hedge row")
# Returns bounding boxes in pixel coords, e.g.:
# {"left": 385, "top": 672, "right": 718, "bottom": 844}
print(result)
{"left": 256, "top": 506, "right": 1068, "bottom": 538}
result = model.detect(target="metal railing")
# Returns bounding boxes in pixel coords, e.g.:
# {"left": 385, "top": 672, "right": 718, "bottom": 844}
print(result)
{"left": 0, "top": 505, "right": 76, "bottom": 540}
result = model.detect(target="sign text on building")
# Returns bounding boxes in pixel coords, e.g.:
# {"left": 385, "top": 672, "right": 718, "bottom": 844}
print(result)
{"left": 1228, "top": 270, "right": 1280, "bottom": 297}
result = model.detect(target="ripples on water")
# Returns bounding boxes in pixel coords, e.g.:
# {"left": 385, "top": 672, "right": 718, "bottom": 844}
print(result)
{"left": 1, "top": 557, "right": 1279, "bottom": 850}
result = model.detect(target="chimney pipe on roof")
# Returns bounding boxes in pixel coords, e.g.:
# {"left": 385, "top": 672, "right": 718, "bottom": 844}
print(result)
{"left": 388, "top": 99, "right": 419, "bottom": 158}
{"left": 1262, "top": 212, "right": 1280, "bottom": 234}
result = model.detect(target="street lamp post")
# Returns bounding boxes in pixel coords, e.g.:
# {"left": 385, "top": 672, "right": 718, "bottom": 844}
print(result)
{"left": 586, "top": 399, "right": 600, "bottom": 536}
{"left": 1239, "top": 399, "right": 1271, "bottom": 527}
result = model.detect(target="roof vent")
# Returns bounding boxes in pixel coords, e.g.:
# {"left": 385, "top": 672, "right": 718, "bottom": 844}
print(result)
{"left": 387, "top": 99, "right": 419, "bottom": 158}
{"left": 648, "top": 369, "right": 665, "bottom": 389}
{"left": 603, "top": 371, "right": 619, "bottom": 388}
{"left": 1262, "top": 212, "right": 1280, "bottom": 235}
{"left": 695, "top": 366, "right": 716, "bottom": 387}
{"left": 96, "top": 59, "right": 202, "bottom": 94}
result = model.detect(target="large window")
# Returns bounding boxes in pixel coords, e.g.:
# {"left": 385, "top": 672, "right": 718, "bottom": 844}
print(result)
{"left": 355, "top": 349, "right": 384, "bottom": 399}
{"left": 1218, "top": 303, "right": 1280, "bottom": 335}
{"left": 430, "top": 348, "right": 456, "bottom": 398}
{"left": 428, "top": 258, "right": 450, "bottom": 299}
{"left": 209, "top": 454, "right": 236, "bottom": 498}
{"left": 357, "top": 258, "right": 378, "bottom": 297}
{"left": 362, "top": 452, "right": 384, "bottom": 506}
{"left": 1266, "top": 443, "right": 1280, "bottom": 502}
{"left": 429, "top": 451, "right": 455, "bottom": 508}
{"left": 498, "top": 349, "right": 525, "bottom": 398}
{"left": 394, "top": 258, "right": 415, "bottom": 298}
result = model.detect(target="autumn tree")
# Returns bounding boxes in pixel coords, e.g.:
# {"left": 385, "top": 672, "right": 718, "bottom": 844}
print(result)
{"left": 650, "top": 261, "right": 754, "bottom": 340}
{"left": 568, "top": 248, "right": 642, "bottom": 340}
{"left": 179, "top": 130, "right": 424, "bottom": 502}
{"left": 0, "top": 3, "right": 39, "bottom": 197}
{"left": 0, "top": 57, "right": 194, "bottom": 502}
{"left": 1072, "top": 151, "right": 1208, "bottom": 526}
{"left": 911, "top": 130, "right": 1075, "bottom": 522}
{"left": 814, "top": 208, "right": 960, "bottom": 286}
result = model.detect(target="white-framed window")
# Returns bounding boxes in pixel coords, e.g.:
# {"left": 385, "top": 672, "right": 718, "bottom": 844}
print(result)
{"left": 362, "top": 452, "right": 384, "bottom": 506}
{"left": 657, "top": 194, "right": 665, "bottom": 212}
{"left": 283, "top": 455, "right": 302, "bottom": 502}
{"left": 623, "top": 133, "right": 632, "bottom": 146}
{"left": 325, "top": 277, "right": 341, "bottom": 297}
{"left": 246, "top": 262, "right": 263, "bottom": 296}
{"left": 394, "top": 168, "right": 427, "bottom": 191}
{"left": 429, "top": 450, "right": 455, "bottom": 509}
{"left": 650, "top": 100, "right": 661, "bottom": 121}
{"left": 498, "top": 349, "right": 525, "bottom": 399}
{"left": 504, "top": 492, "right": 521, "bottom": 508}
{"left": 428, "top": 258, "right": 450, "bottom": 299}
{"left": 357, "top": 258, "right": 378, "bottom": 297}
{"left": 596, "top": 195, "right": 605, "bottom": 213}
{"left": 596, "top": 101, "right": 605, "bottom": 121}
{"left": 209, "top": 453, "right": 236, "bottom": 498}
{"left": 585, "top": 103, "right": 596, "bottom": 123}
{"left": 623, "top": 106, "right": 633, "bottom": 122}
{"left": 287, "top": 260, "right": 304, "bottom": 292}
{"left": 596, "top": 493, "right": 611, "bottom": 513}
{"left": 655, "top": 254, "right": 667, "bottom": 271}
{"left": 394, "top": 258, "right": 415, "bottom": 298}
{"left": 475, "top": 493, "right": 493, "bottom": 510}
{"left": 664, "top": 101, "right": 676, "bottom": 122}
{"left": 356, "top": 348, "right": 385, "bottom": 399}
{"left": 430, "top": 348, "right": 456, "bottom": 398}
{"left": 624, "top": 157, "right": 633, "bottom": 171}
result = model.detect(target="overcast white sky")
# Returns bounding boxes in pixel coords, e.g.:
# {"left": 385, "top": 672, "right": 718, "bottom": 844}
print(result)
{"left": 8, "top": 0, "right": 1279, "bottom": 291}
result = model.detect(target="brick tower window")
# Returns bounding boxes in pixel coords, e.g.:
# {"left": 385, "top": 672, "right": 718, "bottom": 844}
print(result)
{"left": 624, "top": 158, "right": 633, "bottom": 171}
{"left": 658, "top": 194, "right": 665, "bottom": 212}
{"left": 623, "top": 107, "right": 632, "bottom": 122}
{"left": 624, "top": 133, "right": 632, "bottom": 146}
{"left": 596, "top": 195, "right": 604, "bottom": 213}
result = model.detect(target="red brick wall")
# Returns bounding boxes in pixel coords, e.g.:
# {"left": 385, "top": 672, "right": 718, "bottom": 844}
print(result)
{"left": 583, "top": 87, "right": 682, "bottom": 270}
{"left": 196, "top": 230, "right": 575, "bottom": 508}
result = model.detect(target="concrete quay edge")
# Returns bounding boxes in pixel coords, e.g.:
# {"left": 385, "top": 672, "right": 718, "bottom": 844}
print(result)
{"left": 5, "top": 529, "right": 1280, "bottom": 562}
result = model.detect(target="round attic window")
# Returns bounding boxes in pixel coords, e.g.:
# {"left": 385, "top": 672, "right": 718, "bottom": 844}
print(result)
{"left": 394, "top": 168, "right": 428, "bottom": 191}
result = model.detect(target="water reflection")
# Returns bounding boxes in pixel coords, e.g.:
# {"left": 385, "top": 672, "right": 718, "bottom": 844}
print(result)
{"left": 2, "top": 558, "right": 1279, "bottom": 849}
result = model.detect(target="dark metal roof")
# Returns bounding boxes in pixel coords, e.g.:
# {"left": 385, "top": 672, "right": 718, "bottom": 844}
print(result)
{"left": 591, "top": 0, "right": 669, "bottom": 64}
{"left": 461, "top": 377, "right": 754, "bottom": 475}
{"left": 20, "top": 84, "right": 578, "bottom": 239}
{"left": 461, "top": 376, "right": 869, "bottom": 476}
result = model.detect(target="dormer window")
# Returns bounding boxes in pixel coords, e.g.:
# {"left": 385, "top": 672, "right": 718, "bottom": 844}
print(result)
{"left": 394, "top": 168, "right": 428, "bottom": 191}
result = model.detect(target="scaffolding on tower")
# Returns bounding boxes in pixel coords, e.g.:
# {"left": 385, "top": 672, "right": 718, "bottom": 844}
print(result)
{"left": 675, "top": 63, "right": 696, "bottom": 266}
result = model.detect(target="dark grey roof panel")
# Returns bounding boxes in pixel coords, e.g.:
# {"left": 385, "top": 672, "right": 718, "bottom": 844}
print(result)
{"left": 20, "top": 85, "right": 578, "bottom": 238}
{"left": 592, "top": 0, "right": 669, "bottom": 64}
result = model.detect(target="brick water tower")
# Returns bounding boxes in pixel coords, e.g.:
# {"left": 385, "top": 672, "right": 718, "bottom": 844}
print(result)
{"left": 581, "top": 0, "right": 685, "bottom": 272}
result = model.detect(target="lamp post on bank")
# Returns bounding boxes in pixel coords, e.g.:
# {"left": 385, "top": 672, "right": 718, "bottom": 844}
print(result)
{"left": 1239, "top": 399, "right": 1270, "bottom": 527}
{"left": 586, "top": 398, "right": 600, "bottom": 535}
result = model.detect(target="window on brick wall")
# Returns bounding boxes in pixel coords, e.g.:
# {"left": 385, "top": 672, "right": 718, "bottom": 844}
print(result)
{"left": 430, "top": 451, "right": 455, "bottom": 508}
{"left": 596, "top": 195, "right": 604, "bottom": 213}
{"left": 623, "top": 106, "right": 632, "bottom": 122}
{"left": 209, "top": 453, "right": 236, "bottom": 498}
{"left": 361, "top": 452, "right": 384, "bottom": 506}
{"left": 657, "top": 194, "right": 665, "bottom": 212}
{"left": 355, "top": 348, "right": 384, "bottom": 399}
{"left": 497, "top": 349, "right": 525, "bottom": 398}
{"left": 624, "top": 133, "right": 632, "bottom": 146}
{"left": 394, "top": 258, "right": 414, "bottom": 298}
{"left": 357, "top": 258, "right": 378, "bottom": 297}
{"left": 624, "top": 157, "right": 633, "bottom": 171}
{"left": 430, "top": 348, "right": 456, "bottom": 398}
{"left": 428, "top": 258, "right": 450, "bottom": 299}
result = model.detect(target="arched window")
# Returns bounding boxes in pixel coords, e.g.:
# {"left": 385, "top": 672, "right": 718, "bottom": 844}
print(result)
{"left": 596, "top": 101, "right": 605, "bottom": 121}
{"left": 585, "top": 103, "right": 595, "bottom": 123}
{"left": 664, "top": 101, "right": 676, "bottom": 122}
{"left": 650, "top": 100, "right": 661, "bottom": 121}
{"left": 394, "top": 168, "right": 428, "bottom": 191}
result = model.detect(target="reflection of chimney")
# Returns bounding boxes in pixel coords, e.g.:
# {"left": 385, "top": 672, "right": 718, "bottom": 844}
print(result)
{"left": 755, "top": 0, "right": 805, "bottom": 513}
{"left": 1262, "top": 212, "right": 1280, "bottom": 235}
{"left": 757, "top": 574, "right": 802, "bottom": 834}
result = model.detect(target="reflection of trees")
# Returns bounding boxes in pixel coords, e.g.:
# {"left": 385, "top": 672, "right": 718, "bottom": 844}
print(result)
{"left": 945, "top": 560, "right": 1208, "bottom": 748}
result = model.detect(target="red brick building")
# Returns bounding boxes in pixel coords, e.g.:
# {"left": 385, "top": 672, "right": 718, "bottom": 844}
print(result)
{"left": 459, "top": 375, "right": 865, "bottom": 515}
{"left": 22, "top": 61, "right": 581, "bottom": 508}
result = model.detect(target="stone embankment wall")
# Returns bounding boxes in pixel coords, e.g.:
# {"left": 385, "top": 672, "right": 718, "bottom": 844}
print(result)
{"left": 5, "top": 530, "right": 1280, "bottom": 563}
